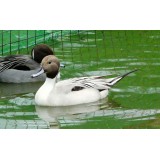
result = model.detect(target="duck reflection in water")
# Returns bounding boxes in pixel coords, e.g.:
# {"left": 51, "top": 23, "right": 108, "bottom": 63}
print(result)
{"left": 35, "top": 98, "right": 109, "bottom": 129}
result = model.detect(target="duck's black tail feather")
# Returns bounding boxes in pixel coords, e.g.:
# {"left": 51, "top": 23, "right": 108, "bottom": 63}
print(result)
{"left": 107, "top": 69, "right": 139, "bottom": 86}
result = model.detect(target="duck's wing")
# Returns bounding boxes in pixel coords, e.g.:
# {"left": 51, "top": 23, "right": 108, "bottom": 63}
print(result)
{"left": 56, "top": 69, "right": 138, "bottom": 93}
{"left": 56, "top": 76, "right": 117, "bottom": 93}
{"left": 70, "top": 76, "right": 111, "bottom": 91}
{"left": 0, "top": 55, "right": 30, "bottom": 73}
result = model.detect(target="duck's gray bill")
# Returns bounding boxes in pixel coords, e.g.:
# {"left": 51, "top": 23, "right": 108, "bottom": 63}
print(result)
{"left": 60, "top": 63, "right": 65, "bottom": 68}
{"left": 31, "top": 68, "right": 44, "bottom": 78}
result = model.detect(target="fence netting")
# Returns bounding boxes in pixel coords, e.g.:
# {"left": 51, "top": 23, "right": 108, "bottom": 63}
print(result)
{"left": 0, "top": 30, "right": 159, "bottom": 129}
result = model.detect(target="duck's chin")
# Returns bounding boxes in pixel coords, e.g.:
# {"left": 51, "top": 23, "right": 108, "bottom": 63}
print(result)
{"left": 46, "top": 71, "right": 58, "bottom": 79}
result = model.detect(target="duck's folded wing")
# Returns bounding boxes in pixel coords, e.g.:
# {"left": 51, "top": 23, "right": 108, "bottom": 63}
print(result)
{"left": 56, "top": 69, "right": 138, "bottom": 94}
{"left": 56, "top": 76, "right": 113, "bottom": 94}
{"left": 0, "top": 55, "right": 29, "bottom": 73}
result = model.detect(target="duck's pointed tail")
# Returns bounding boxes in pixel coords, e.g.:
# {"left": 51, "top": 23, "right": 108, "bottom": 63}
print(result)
{"left": 106, "top": 69, "right": 138, "bottom": 86}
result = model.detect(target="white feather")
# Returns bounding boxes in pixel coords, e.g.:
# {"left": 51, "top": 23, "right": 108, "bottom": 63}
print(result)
{"left": 35, "top": 74, "right": 125, "bottom": 106}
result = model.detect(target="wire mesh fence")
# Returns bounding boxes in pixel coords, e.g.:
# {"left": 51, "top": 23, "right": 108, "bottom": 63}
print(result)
{"left": 0, "top": 30, "right": 160, "bottom": 129}
{"left": 0, "top": 30, "right": 79, "bottom": 56}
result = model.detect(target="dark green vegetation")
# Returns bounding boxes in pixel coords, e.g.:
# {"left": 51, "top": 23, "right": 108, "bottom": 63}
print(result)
{"left": 0, "top": 30, "right": 160, "bottom": 128}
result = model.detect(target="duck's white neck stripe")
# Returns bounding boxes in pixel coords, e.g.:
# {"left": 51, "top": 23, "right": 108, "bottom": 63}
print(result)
{"left": 32, "top": 49, "right": 34, "bottom": 59}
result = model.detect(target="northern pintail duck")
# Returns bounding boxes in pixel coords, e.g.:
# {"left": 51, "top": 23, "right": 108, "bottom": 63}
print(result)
{"left": 0, "top": 44, "right": 55, "bottom": 83}
{"left": 32, "top": 55, "right": 138, "bottom": 107}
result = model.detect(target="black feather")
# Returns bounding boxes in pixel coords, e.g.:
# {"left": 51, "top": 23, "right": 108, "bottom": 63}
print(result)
{"left": 71, "top": 86, "right": 85, "bottom": 91}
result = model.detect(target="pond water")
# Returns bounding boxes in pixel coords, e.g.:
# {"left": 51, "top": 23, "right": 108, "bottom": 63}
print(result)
{"left": 0, "top": 30, "right": 160, "bottom": 129}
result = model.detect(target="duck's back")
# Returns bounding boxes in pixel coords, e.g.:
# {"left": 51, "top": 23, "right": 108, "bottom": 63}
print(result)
{"left": 0, "top": 55, "right": 40, "bottom": 71}
{"left": 0, "top": 55, "right": 44, "bottom": 83}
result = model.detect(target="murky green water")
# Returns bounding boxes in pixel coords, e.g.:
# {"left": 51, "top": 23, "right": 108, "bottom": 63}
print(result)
{"left": 0, "top": 30, "right": 160, "bottom": 129}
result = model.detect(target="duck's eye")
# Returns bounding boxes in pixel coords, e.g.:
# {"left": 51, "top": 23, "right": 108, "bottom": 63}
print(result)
{"left": 48, "top": 61, "right": 52, "bottom": 64}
